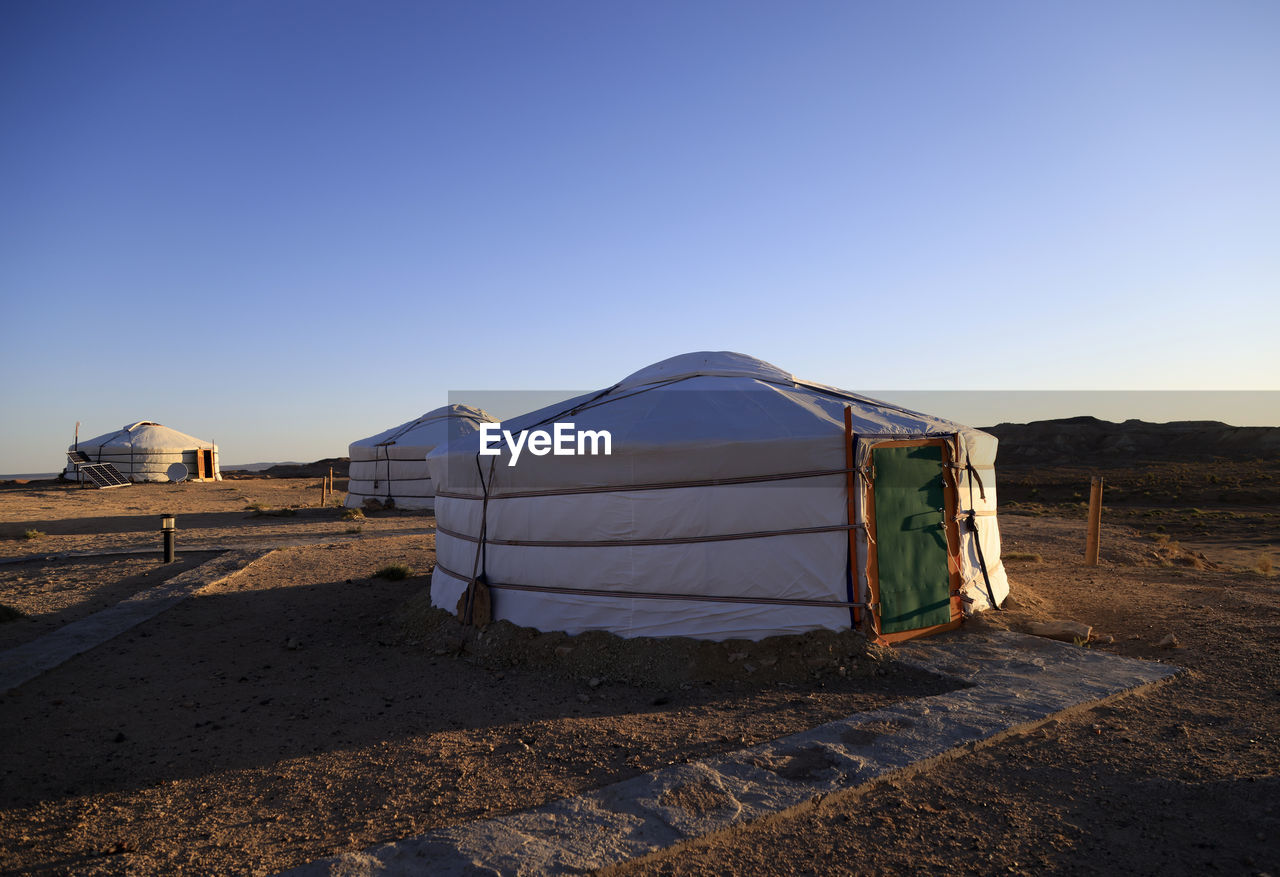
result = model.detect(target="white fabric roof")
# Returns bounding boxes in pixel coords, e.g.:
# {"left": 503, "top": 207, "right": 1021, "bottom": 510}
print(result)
{"left": 435, "top": 356, "right": 987, "bottom": 494}
{"left": 615, "top": 350, "right": 795, "bottom": 390}
{"left": 349, "top": 405, "right": 494, "bottom": 460}
{"left": 74, "top": 421, "right": 216, "bottom": 451}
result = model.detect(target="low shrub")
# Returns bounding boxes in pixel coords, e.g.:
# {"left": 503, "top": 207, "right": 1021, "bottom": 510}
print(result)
{"left": 375, "top": 563, "right": 412, "bottom": 581}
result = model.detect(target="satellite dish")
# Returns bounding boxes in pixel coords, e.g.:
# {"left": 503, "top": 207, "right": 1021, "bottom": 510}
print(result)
{"left": 167, "top": 462, "right": 189, "bottom": 483}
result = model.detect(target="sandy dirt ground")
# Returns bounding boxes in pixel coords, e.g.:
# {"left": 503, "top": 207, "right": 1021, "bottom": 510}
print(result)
{"left": 0, "top": 474, "right": 1276, "bottom": 875}
{"left": 0, "top": 479, "right": 939, "bottom": 875}
{"left": 612, "top": 514, "right": 1280, "bottom": 877}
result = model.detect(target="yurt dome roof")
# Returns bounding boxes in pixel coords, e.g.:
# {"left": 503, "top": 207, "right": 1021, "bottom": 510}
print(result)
{"left": 615, "top": 351, "right": 795, "bottom": 390}
{"left": 350, "top": 404, "right": 494, "bottom": 450}
{"left": 79, "top": 421, "right": 215, "bottom": 449}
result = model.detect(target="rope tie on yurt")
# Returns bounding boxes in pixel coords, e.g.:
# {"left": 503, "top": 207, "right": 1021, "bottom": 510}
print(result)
{"left": 967, "top": 461, "right": 987, "bottom": 501}
{"left": 843, "top": 411, "right": 861, "bottom": 630}
{"left": 433, "top": 560, "right": 872, "bottom": 610}
{"left": 375, "top": 412, "right": 439, "bottom": 498}
{"left": 449, "top": 380, "right": 705, "bottom": 630}
{"left": 855, "top": 464, "right": 876, "bottom": 548}
{"left": 795, "top": 380, "right": 961, "bottom": 425}
{"left": 965, "top": 462, "right": 1001, "bottom": 611}
{"left": 96, "top": 426, "right": 129, "bottom": 466}
{"left": 436, "top": 522, "right": 864, "bottom": 548}
{"left": 90, "top": 425, "right": 133, "bottom": 468}
{"left": 517, "top": 378, "right": 687, "bottom": 434}
{"left": 459, "top": 453, "right": 495, "bottom": 629}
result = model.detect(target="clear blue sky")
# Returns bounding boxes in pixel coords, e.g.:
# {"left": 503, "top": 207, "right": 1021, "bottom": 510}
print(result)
{"left": 2, "top": 1, "right": 1277, "bottom": 473}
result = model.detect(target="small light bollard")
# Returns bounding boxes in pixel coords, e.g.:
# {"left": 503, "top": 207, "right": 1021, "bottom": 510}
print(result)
{"left": 161, "top": 514, "right": 176, "bottom": 563}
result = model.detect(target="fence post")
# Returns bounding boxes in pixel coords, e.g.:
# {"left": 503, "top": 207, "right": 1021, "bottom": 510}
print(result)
{"left": 1085, "top": 476, "right": 1103, "bottom": 565}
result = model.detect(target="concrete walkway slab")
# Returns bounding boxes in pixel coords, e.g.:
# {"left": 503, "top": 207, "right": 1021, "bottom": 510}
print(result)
{"left": 0, "top": 527, "right": 432, "bottom": 566}
{"left": 0, "top": 549, "right": 271, "bottom": 693}
{"left": 282, "top": 630, "right": 1180, "bottom": 877}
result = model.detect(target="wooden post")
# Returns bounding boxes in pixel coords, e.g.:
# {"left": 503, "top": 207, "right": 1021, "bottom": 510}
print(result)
{"left": 320, "top": 474, "right": 327, "bottom": 507}
{"left": 1085, "top": 476, "right": 1103, "bottom": 565}
{"left": 329, "top": 466, "right": 335, "bottom": 502}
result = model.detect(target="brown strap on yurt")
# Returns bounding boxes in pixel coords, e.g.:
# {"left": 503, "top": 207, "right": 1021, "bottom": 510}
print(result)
{"left": 435, "top": 522, "right": 859, "bottom": 549}
{"left": 434, "top": 465, "right": 857, "bottom": 501}
{"left": 434, "top": 561, "right": 870, "bottom": 610}
{"left": 459, "top": 454, "right": 496, "bottom": 628}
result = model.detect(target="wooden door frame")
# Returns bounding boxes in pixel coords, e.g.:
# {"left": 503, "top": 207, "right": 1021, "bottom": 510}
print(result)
{"left": 861, "top": 437, "right": 964, "bottom": 644}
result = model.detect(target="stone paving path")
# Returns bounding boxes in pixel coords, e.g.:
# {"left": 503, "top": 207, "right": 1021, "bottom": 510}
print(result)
{"left": 283, "top": 630, "right": 1179, "bottom": 877}
{"left": 0, "top": 527, "right": 433, "bottom": 689}
{"left": 0, "top": 527, "right": 432, "bottom": 566}
{"left": 0, "top": 549, "right": 272, "bottom": 693}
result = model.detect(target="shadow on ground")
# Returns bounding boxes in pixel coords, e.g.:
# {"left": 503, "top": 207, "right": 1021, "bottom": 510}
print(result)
{"left": 0, "top": 576, "right": 954, "bottom": 809}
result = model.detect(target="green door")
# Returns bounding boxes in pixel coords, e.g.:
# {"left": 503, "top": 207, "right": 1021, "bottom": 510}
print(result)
{"left": 871, "top": 444, "right": 953, "bottom": 634}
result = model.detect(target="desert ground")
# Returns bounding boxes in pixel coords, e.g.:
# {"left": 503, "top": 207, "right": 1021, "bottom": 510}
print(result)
{"left": 0, "top": 462, "right": 1277, "bottom": 875}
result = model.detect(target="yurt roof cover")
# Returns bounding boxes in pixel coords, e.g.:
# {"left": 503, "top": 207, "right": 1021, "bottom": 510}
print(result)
{"left": 77, "top": 421, "right": 215, "bottom": 449}
{"left": 351, "top": 404, "right": 494, "bottom": 449}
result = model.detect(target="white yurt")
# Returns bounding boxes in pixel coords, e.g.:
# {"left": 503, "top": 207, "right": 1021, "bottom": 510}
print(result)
{"left": 427, "top": 352, "right": 1008, "bottom": 644}
{"left": 64, "top": 421, "right": 220, "bottom": 483}
{"left": 346, "top": 404, "right": 495, "bottom": 511}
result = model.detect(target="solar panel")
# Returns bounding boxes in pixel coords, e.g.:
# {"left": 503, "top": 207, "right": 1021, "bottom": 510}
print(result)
{"left": 77, "top": 462, "right": 131, "bottom": 489}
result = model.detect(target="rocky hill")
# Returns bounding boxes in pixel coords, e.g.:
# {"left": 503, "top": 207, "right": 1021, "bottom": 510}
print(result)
{"left": 213, "top": 418, "right": 1280, "bottom": 478}
{"left": 982, "top": 416, "right": 1280, "bottom": 465}
{"left": 222, "top": 457, "right": 349, "bottom": 479}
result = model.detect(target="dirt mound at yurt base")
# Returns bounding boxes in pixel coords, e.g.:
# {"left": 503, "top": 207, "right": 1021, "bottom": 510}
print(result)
{"left": 396, "top": 588, "right": 901, "bottom": 689}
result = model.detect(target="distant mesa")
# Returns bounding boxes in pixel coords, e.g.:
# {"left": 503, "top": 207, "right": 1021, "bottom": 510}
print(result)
{"left": 982, "top": 416, "right": 1280, "bottom": 464}
{"left": 221, "top": 458, "right": 348, "bottom": 479}
{"left": 11, "top": 416, "right": 1279, "bottom": 486}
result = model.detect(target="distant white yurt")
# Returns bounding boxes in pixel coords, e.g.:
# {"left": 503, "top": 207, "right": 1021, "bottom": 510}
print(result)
{"left": 346, "top": 405, "right": 495, "bottom": 511}
{"left": 64, "top": 422, "right": 220, "bottom": 483}
{"left": 427, "top": 351, "right": 1009, "bottom": 644}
